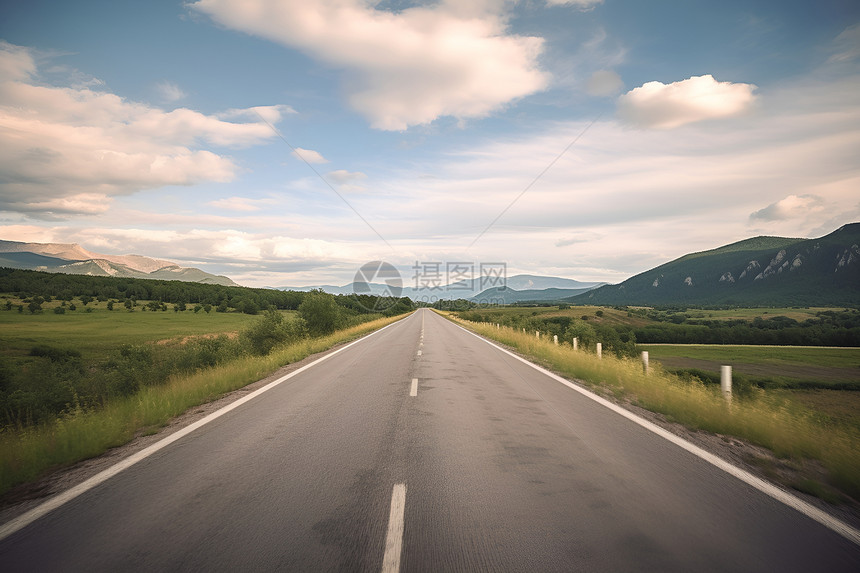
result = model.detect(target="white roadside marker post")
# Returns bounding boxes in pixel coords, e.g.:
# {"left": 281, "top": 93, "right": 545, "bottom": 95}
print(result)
{"left": 596, "top": 343, "right": 602, "bottom": 359}
{"left": 536, "top": 331, "right": 540, "bottom": 339}
{"left": 553, "top": 335, "right": 558, "bottom": 345}
{"left": 573, "top": 337, "right": 578, "bottom": 351}
{"left": 721, "top": 365, "right": 733, "bottom": 405}
{"left": 642, "top": 351, "right": 650, "bottom": 374}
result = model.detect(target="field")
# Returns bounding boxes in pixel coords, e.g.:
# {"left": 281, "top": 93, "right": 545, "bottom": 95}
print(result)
{"left": 639, "top": 344, "right": 860, "bottom": 385}
{"left": 0, "top": 302, "right": 266, "bottom": 362}
{"left": 639, "top": 344, "right": 860, "bottom": 431}
{"left": 665, "top": 307, "right": 840, "bottom": 322}
{"left": 464, "top": 304, "right": 652, "bottom": 327}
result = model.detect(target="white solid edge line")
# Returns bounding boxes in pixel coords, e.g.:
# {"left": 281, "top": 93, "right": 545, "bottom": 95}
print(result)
{"left": 0, "top": 315, "right": 411, "bottom": 542}
{"left": 410, "top": 378, "right": 418, "bottom": 397}
{"left": 452, "top": 321, "right": 860, "bottom": 547}
{"left": 381, "top": 483, "right": 407, "bottom": 573}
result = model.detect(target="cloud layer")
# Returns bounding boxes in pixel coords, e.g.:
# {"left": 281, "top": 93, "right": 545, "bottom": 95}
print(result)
{"left": 190, "top": 0, "right": 549, "bottom": 130}
{"left": 0, "top": 41, "right": 289, "bottom": 218}
{"left": 617, "top": 75, "right": 757, "bottom": 128}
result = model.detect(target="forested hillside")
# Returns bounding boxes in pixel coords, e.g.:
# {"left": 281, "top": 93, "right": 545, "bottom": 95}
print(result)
{"left": 572, "top": 223, "right": 860, "bottom": 307}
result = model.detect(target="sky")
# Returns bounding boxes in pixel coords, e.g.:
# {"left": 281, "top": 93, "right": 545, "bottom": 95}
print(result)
{"left": 1, "top": 0, "right": 859, "bottom": 289}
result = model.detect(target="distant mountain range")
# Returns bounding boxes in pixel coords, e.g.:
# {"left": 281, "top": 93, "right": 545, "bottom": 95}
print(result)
{"left": 277, "top": 274, "right": 606, "bottom": 301}
{"left": 6, "top": 223, "right": 857, "bottom": 306}
{"left": 0, "top": 240, "right": 238, "bottom": 286}
{"left": 570, "top": 223, "right": 860, "bottom": 307}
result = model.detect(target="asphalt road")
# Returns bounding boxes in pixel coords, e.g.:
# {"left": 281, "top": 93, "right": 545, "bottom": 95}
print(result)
{"left": 1, "top": 309, "right": 859, "bottom": 571}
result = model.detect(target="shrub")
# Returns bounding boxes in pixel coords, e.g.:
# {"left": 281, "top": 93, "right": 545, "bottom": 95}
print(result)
{"left": 242, "top": 310, "right": 308, "bottom": 355}
{"left": 299, "top": 290, "right": 343, "bottom": 336}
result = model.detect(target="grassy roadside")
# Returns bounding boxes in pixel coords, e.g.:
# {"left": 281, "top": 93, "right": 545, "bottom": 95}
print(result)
{"left": 0, "top": 314, "right": 407, "bottom": 497}
{"left": 444, "top": 313, "right": 860, "bottom": 503}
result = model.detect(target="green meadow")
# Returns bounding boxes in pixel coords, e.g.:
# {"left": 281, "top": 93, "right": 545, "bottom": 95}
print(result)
{"left": 639, "top": 344, "right": 860, "bottom": 385}
{"left": 0, "top": 302, "right": 264, "bottom": 362}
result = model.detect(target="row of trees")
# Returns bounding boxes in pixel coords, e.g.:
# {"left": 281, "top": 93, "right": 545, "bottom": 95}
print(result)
{"left": 459, "top": 310, "right": 638, "bottom": 358}
{"left": 0, "top": 268, "right": 415, "bottom": 318}
{"left": 632, "top": 308, "right": 860, "bottom": 346}
{"left": 0, "top": 268, "right": 304, "bottom": 312}
{"left": 458, "top": 306, "right": 860, "bottom": 350}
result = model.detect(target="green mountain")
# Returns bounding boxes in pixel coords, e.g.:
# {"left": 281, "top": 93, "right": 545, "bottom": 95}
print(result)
{"left": 569, "top": 223, "right": 860, "bottom": 307}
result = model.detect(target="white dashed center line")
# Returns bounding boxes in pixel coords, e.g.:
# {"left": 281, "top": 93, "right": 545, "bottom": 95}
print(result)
{"left": 381, "top": 483, "right": 407, "bottom": 573}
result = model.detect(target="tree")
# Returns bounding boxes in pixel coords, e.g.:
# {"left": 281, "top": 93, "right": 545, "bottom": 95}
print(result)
{"left": 298, "top": 289, "right": 342, "bottom": 336}
{"left": 242, "top": 310, "right": 307, "bottom": 355}
{"left": 564, "top": 320, "right": 596, "bottom": 348}
{"left": 28, "top": 301, "right": 42, "bottom": 314}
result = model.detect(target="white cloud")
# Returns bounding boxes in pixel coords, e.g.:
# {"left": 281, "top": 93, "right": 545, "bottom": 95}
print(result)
{"left": 326, "top": 170, "right": 366, "bottom": 184}
{"left": 829, "top": 23, "right": 860, "bottom": 64}
{"left": 586, "top": 69, "right": 623, "bottom": 96}
{"left": 219, "top": 104, "right": 296, "bottom": 124}
{"left": 545, "top": 0, "right": 603, "bottom": 8}
{"left": 208, "top": 196, "right": 275, "bottom": 212}
{"left": 19, "top": 193, "right": 113, "bottom": 216}
{"left": 0, "top": 41, "right": 36, "bottom": 81}
{"left": 0, "top": 42, "right": 291, "bottom": 218}
{"left": 155, "top": 80, "right": 187, "bottom": 102}
{"left": 750, "top": 194, "right": 826, "bottom": 221}
{"left": 325, "top": 169, "right": 368, "bottom": 192}
{"left": 292, "top": 147, "right": 329, "bottom": 164}
{"left": 190, "top": 0, "right": 549, "bottom": 130}
{"left": 617, "top": 74, "right": 757, "bottom": 129}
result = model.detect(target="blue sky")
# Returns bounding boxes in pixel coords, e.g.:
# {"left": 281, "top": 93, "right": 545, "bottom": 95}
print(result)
{"left": 1, "top": 0, "right": 858, "bottom": 288}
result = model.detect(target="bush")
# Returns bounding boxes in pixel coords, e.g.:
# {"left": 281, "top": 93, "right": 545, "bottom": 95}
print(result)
{"left": 299, "top": 290, "right": 343, "bottom": 336}
{"left": 102, "top": 345, "right": 154, "bottom": 397}
{"left": 241, "top": 310, "right": 308, "bottom": 355}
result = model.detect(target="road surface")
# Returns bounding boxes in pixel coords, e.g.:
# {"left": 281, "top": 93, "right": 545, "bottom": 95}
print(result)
{"left": 1, "top": 309, "right": 858, "bottom": 571}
